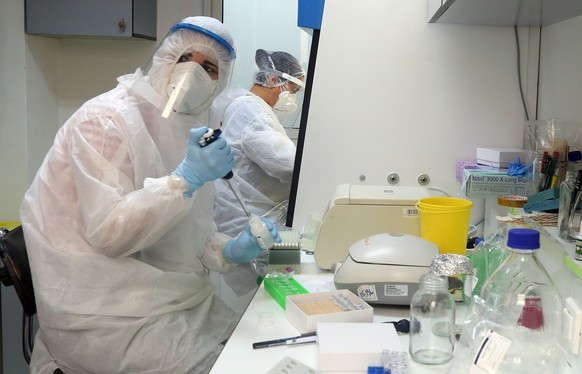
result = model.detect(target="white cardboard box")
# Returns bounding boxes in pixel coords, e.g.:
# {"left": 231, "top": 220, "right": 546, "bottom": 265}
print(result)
{"left": 317, "top": 322, "right": 403, "bottom": 371}
{"left": 476, "top": 147, "right": 531, "bottom": 168}
{"left": 285, "top": 290, "right": 373, "bottom": 334}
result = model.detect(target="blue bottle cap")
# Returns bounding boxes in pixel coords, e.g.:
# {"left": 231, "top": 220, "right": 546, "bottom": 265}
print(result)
{"left": 507, "top": 228, "right": 540, "bottom": 250}
{"left": 568, "top": 150, "right": 582, "bottom": 162}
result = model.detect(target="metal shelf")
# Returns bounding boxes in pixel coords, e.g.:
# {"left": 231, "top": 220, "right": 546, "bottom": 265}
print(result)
{"left": 428, "top": 0, "right": 582, "bottom": 27}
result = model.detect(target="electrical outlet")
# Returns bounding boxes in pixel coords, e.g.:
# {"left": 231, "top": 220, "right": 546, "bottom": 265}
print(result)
{"left": 563, "top": 297, "right": 582, "bottom": 355}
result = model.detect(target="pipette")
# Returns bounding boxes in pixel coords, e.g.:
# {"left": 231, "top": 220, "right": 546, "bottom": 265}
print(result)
{"left": 199, "top": 129, "right": 252, "bottom": 216}
{"left": 200, "top": 129, "right": 275, "bottom": 249}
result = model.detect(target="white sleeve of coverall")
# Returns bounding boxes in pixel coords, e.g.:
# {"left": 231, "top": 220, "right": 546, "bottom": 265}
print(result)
{"left": 239, "top": 112, "right": 296, "bottom": 182}
{"left": 70, "top": 117, "right": 194, "bottom": 258}
{"left": 202, "top": 231, "right": 234, "bottom": 273}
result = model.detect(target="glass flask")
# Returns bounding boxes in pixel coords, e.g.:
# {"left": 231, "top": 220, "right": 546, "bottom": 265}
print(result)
{"left": 409, "top": 273, "right": 455, "bottom": 365}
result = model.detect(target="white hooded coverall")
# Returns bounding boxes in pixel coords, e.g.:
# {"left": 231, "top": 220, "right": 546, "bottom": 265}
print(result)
{"left": 20, "top": 17, "right": 237, "bottom": 374}
{"left": 214, "top": 91, "right": 296, "bottom": 237}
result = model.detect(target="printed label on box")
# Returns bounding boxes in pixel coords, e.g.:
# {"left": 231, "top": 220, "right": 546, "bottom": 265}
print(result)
{"left": 384, "top": 285, "right": 408, "bottom": 297}
{"left": 462, "top": 170, "right": 533, "bottom": 198}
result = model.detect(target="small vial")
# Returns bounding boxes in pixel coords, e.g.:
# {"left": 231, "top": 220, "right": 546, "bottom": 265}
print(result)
{"left": 249, "top": 215, "right": 275, "bottom": 250}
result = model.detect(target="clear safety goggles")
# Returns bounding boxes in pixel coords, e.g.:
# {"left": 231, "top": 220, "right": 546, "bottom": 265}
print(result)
{"left": 258, "top": 68, "right": 306, "bottom": 90}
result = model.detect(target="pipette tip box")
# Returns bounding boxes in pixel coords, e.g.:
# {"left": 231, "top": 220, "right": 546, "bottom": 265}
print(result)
{"left": 268, "top": 231, "right": 302, "bottom": 274}
{"left": 285, "top": 290, "right": 373, "bottom": 334}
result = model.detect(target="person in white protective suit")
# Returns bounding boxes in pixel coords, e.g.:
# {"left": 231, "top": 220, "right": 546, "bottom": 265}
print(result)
{"left": 19, "top": 17, "right": 280, "bottom": 374}
{"left": 212, "top": 49, "right": 305, "bottom": 295}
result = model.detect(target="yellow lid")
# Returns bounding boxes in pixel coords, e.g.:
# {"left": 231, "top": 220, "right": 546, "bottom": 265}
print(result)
{"left": 497, "top": 195, "right": 527, "bottom": 208}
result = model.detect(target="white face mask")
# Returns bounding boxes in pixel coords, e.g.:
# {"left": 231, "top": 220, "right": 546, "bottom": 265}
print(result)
{"left": 164, "top": 62, "right": 218, "bottom": 116}
{"left": 273, "top": 90, "right": 298, "bottom": 114}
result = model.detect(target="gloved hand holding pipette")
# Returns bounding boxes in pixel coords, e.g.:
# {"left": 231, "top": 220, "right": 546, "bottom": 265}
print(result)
{"left": 193, "top": 128, "right": 282, "bottom": 256}
{"left": 223, "top": 217, "right": 281, "bottom": 263}
{"left": 173, "top": 127, "right": 235, "bottom": 197}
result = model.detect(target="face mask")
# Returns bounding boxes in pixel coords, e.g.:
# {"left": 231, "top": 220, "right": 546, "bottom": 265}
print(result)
{"left": 165, "top": 62, "right": 218, "bottom": 116}
{"left": 273, "top": 90, "right": 298, "bottom": 114}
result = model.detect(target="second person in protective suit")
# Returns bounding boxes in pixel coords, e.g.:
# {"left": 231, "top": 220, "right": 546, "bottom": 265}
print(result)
{"left": 20, "top": 16, "right": 279, "bottom": 374}
{"left": 212, "top": 49, "right": 305, "bottom": 295}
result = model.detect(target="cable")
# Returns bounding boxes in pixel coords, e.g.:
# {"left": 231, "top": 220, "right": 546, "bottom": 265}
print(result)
{"left": 382, "top": 319, "right": 410, "bottom": 334}
{"left": 514, "top": 26, "right": 530, "bottom": 121}
{"left": 427, "top": 187, "right": 451, "bottom": 197}
{"left": 27, "top": 315, "right": 34, "bottom": 356}
{"left": 22, "top": 312, "right": 31, "bottom": 364}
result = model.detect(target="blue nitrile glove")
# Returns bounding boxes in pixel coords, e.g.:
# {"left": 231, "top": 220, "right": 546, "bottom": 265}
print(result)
{"left": 173, "top": 127, "right": 234, "bottom": 197}
{"left": 508, "top": 157, "right": 528, "bottom": 176}
{"left": 223, "top": 218, "right": 281, "bottom": 264}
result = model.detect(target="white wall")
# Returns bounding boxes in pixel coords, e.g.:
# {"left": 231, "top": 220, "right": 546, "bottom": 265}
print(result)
{"left": 0, "top": 1, "right": 28, "bottom": 221}
{"left": 538, "top": 16, "right": 582, "bottom": 122}
{"left": 292, "top": 0, "right": 537, "bottom": 232}
{"left": 0, "top": 3, "right": 29, "bottom": 373}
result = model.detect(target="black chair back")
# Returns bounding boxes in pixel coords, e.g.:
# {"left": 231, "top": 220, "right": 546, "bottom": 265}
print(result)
{"left": 0, "top": 225, "right": 37, "bottom": 317}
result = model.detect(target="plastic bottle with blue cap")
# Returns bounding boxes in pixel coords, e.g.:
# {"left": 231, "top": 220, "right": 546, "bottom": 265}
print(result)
{"left": 477, "top": 228, "right": 563, "bottom": 372}
{"left": 480, "top": 228, "right": 562, "bottom": 334}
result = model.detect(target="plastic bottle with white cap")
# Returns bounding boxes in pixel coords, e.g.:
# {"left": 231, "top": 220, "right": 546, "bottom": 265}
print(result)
{"left": 480, "top": 228, "right": 562, "bottom": 334}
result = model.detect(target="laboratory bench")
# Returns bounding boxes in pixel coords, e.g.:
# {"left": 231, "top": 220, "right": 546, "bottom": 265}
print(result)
{"left": 209, "top": 230, "right": 582, "bottom": 374}
{"left": 209, "top": 254, "right": 453, "bottom": 374}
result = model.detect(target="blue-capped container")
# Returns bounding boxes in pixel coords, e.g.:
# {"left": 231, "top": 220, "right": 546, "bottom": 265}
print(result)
{"left": 481, "top": 228, "right": 562, "bottom": 331}
{"left": 479, "top": 228, "right": 563, "bottom": 371}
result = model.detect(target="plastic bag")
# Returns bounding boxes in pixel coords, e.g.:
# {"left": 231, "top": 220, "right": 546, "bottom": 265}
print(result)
{"left": 449, "top": 296, "right": 567, "bottom": 373}
{"left": 467, "top": 228, "right": 509, "bottom": 298}
{"left": 525, "top": 119, "right": 582, "bottom": 192}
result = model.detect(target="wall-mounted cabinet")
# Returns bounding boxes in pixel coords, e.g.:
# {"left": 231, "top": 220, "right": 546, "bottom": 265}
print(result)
{"left": 25, "top": 0, "right": 157, "bottom": 40}
{"left": 428, "top": 0, "right": 582, "bottom": 27}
